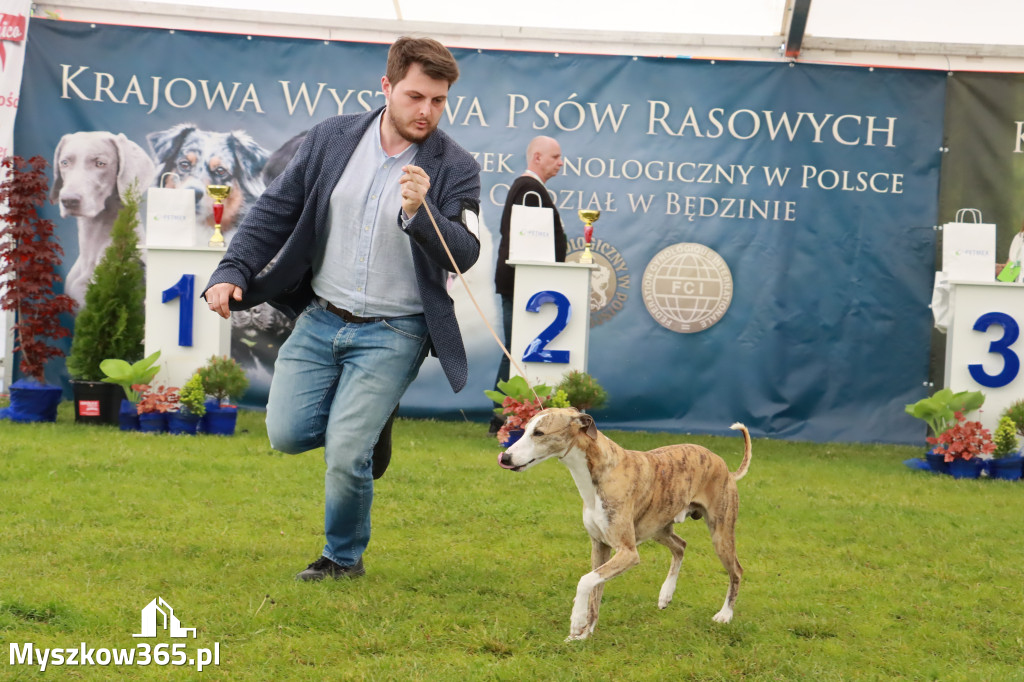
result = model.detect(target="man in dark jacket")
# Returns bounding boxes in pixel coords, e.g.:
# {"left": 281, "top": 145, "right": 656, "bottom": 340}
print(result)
{"left": 205, "top": 37, "right": 481, "bottom": 581}
{"left": 489, "top": 136, "right": 567, "bottom": 435}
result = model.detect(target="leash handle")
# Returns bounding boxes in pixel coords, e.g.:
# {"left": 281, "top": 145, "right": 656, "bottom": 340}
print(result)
{"left": 421, "top": 200, "right": 544, "bottom": 407}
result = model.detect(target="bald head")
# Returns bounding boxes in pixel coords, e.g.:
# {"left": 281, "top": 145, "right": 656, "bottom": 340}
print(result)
{"left": 526, "top": 136, "right": 563, "bottom": 183}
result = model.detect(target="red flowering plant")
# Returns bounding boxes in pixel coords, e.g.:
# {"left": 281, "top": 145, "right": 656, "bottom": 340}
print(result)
{"left": 485, "top": 375, "right": 569, "bottom": 445}
{"left": 926, "top": 411, "right": 995, "bottom": 463}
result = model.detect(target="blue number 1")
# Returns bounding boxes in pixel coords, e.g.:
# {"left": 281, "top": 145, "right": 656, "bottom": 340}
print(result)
{"left": 522, "top": 290, "right": 571, "bottom": 364}
{"left": 968, "top": 311, "right": 1020, "bottom": 388}
{"left": 161, "top": 274, "right": 195, "bottom": 347}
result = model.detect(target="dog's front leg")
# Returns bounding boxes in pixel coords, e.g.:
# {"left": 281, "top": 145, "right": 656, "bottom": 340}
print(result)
{"left": 567, "top": 546, "right": 639, "bottom": 641}
{"left": 580, "top": 538, "right": 611, "bottom": 639}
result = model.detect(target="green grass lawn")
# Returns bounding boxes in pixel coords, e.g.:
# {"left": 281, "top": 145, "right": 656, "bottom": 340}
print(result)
{"left": 1, "top": 405, "right": 1023, "bottom": 680}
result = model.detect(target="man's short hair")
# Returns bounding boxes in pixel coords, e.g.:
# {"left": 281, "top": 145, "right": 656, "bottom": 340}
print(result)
{"left": 386, "top": 36, "right": 460, "bottom": 87}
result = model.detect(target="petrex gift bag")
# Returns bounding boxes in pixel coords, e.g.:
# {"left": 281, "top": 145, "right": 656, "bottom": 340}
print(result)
{"left": 508, "top": 191, "right": 555, "bottom": 263}
{"left": 146, "top": 173, "right": 197, "bottom": 247}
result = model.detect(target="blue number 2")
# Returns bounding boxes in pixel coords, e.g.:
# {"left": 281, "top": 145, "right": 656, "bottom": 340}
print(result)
{"left": 522, "top": 290, "right": 571, "bottom": 364}
{"left": 968, "top": 311, "right": 1020, "bottom": 388}
{"left": 161, "top": 274, "right": 195, "bottom": 347}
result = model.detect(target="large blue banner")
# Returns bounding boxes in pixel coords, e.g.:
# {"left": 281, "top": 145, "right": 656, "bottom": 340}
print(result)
{"left": 16, "top": 20, "right": 946, "bottom": 443}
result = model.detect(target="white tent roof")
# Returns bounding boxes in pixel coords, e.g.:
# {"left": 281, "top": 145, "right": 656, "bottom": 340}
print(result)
{"left": 35, "top": 0, "right": 1024, "bottom": 70}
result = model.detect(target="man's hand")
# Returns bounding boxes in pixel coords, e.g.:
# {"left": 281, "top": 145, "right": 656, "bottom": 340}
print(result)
{"left": 205, "top": 282, "right": 242, "bottom": 319}
{"left": 399, "top": 164, "right": 431, "bottom": 218}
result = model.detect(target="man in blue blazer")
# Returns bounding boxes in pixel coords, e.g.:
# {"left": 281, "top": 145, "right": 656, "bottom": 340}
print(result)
{"left": 205, "top": 37, "right": 481, "bottom": 581}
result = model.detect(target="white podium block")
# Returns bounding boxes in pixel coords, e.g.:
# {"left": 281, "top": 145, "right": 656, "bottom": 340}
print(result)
{"left": 944, "top": 280, "right": 1024, "bottom": 434}
{"left": 509, "top": 260, "right": 595, "bottom": 389}
{"left": 145, "top": 246, "right": 230, "bottom": 389}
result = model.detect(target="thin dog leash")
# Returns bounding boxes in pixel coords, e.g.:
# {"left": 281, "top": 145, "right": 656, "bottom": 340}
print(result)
{"left": 420, "top": 200, "right": 545, "bottom": 407}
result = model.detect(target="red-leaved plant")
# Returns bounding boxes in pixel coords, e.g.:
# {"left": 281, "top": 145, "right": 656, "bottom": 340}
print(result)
{"left": 0, "top": 156, "right": 75, "bottom": 382}
{"left": 133, "top": 384, "right": 180, "bottom": 415}
{"left": 926, "top": 411, "right": 995, "bottom": 462}
{"left": 496, "top": 395, "right": 546, "bottom": 445}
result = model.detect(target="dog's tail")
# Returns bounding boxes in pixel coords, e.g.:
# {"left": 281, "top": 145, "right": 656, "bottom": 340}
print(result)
{"left": 728, "top": 422, "right": 753, "bottom": 481}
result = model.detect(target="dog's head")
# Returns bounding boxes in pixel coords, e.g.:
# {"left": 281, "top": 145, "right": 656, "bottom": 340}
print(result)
{"left": 498, "top": 407, "right": 599, "bottom": 472}
{"left": 50, "top": 131, "right": 155, "bottom": 218}
{"left": 146, "top": 124, "right": 269, "bottom": 233}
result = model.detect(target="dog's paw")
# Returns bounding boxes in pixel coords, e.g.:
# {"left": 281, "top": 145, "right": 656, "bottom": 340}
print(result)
{"left": 712, "top": 607, "right": 734, "bottom": 623}
{"left": 565, "top": 631, "right": 590, "bottom": 642}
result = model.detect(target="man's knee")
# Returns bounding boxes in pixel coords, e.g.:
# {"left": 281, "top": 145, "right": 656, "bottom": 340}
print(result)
{"left": 266, "top": 417, "right": 322, "bottom": 454}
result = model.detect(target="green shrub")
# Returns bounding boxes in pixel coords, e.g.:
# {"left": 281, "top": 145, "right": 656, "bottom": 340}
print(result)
{"left": 66, "top": 188, "right": 145, "bottom": 381}
{"left": 1001, "top": 399, "right": 1024, "bottom": 438}
{"left": 178, "top": 373, "right": 207, "bottom": 416}
{"left": 556, "top": 370, "right": 608, "bottom": 412}
{"left": 197, "top": 355, "right": 249, "bottom": 405}
{"left": 993, "top": 416, "right": 1018, "bottom": 457}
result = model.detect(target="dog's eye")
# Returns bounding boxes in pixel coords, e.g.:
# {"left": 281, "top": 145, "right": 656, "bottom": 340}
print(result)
{"left": 94, "top": 160, "right": 106, "bottom": 168}
{"left": 212, "top": 167, "right": 229, "bottom": 179}
{"left": 533, "top": 429, "right": 544, "bottom": 436}
{"left": 177, "top": 160, "right": 193, "bottom": 172}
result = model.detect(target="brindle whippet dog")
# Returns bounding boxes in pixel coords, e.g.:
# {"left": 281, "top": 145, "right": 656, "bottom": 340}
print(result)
{"left": 498, "top": 407, "right": 752, "bottom": 641}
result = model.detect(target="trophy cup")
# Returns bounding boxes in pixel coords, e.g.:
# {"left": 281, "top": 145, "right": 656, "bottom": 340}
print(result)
{"left": 578, "top": 209, "right": 600, "bottom": 264}
{"left": 206, "top": 184, "right": 231, "bottom": 248}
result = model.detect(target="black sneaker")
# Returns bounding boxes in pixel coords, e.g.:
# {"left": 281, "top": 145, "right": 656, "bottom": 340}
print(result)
{"left": 487, "top": 415, "right": 505, "bottom": 437}
{"left": 295, "top": 556, "right": 365, "bottom": 582}
{"left": 372, "top": 406, "right": 397, "bottom": 480}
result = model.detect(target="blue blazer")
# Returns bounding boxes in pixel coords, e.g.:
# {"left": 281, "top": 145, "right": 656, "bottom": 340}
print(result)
{"left": 206, "top": 107, "right": 482, "bottom": 392}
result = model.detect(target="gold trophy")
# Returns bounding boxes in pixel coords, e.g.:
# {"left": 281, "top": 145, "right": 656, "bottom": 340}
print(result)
{"left": 207, "top": 184, "right": 231, "bottom": 248}
{"left": 578, "top": 209, "right": 600, "bottom": 264}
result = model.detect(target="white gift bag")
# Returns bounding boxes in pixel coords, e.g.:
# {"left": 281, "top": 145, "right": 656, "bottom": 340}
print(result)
{"left": 508, "top": 191, "right": 555, "bottom": 263}
{"left": 146, "top": 173, "right": 197, "bottom": 248}
{"left": 941, "top": 208, "right": 995, "bottom": 281}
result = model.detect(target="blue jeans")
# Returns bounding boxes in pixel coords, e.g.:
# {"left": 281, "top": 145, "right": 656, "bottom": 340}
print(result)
{"left": 266, "top": 300, "right": 430, "bottom": 567}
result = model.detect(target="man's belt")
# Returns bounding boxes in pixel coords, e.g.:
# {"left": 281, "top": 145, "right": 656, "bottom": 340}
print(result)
{"left": 323, "top": 301, "right": 385, "bottom": 324}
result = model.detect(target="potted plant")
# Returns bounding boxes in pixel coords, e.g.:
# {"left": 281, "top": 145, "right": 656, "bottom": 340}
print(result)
{"left": 1002, "top": 398, "right": 1024, "bottom": 441}
{"left": 65, "top": 188, "right": 145, "bottom": 424}
{"left": 988, "top": 415, "right": 1022, "bottom": 481}
{"left": 134, "top": 383, "right": 178, "bottom": 434}
{"left": 556, "top": 370, "right": 609, "bottom": 412}
{"left": 0, "top": 156, "right": 76, "bottom": 423}
{"left": 196, "top": 354, "right": 249, "bottom": 435}
{"left": 926, "top": 411, "right": 995, "bottom": 479}
{"left": 485, "top": 375, "right": 565, "bottom": 447}
{"left": 168, "top": 373, "right": 206, "bottom": 435}
{"left": 905, "top": 388, "right": 985, "bottom": 474}
{"left": 99, "top": 351, "right": 161, "bottom": 431}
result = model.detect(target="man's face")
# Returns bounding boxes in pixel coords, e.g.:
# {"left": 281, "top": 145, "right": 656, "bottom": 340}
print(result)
{"left": 537, "top": 143, "right": 563, "bottom": 182}
{"left": 382, "top": 62, "right": 450, "bottom": 145}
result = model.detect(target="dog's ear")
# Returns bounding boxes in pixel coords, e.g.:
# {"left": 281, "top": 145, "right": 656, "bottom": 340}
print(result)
{"left": 146, "top": 124, "right": 195, "bottom": 172}
{"left": 575, "top": 413, "right": 598, "bottom": 440}
{"left": 228, "top": 130, "right": 270, "bottom": 199}
{"left": 49, "top": 134, "right": 68, "bottom": 203}
{"left": 114, "top": 133, "right": 157, "bottom": 202}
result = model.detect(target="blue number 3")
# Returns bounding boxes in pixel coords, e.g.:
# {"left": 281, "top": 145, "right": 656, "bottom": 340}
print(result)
{"left": 968, "top": 311, "right": 1020, "bottom": 388}
{"left": 522, "top": 290, "right": 571, "bottom": 364}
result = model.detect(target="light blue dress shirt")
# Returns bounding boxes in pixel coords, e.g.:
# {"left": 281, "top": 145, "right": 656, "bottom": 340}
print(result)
{"left": 311, "top": 112, "right": 422, "bottom": 317}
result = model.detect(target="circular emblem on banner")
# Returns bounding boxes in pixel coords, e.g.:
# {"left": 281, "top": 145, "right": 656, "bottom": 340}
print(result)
{"left": 566, "top": 237, "right": 630, "bottom": 327}
{"left": 641, "top": 242, "right": 733, "bottom": 333}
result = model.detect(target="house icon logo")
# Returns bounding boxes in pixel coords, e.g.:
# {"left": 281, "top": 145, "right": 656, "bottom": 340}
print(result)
{"left": 132, "top": 597, "right": 197, "bottom": 638}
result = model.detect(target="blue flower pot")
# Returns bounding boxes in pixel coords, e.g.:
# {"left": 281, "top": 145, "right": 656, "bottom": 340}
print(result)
{"left": 924, "top": 450, "right": 950, "bottom": 475}
{"left": 203, "top": 405, "right": 238, "bottom": 436}
{"left": 167, "top": 411, "right": 201, "bottom": 435}
{"left": 948, "top": 457, "right": 984, "bottom": 480}
{"left": 988, "top": 454, "right": 1023, "bottom": 481}
{"left": 0, "top": 379, "right": 62, "bottom": 423}
{"left": 118, "top": 399, "right": 140, "bottom": 431}
{"left": 501, "top": 428, "right": 525, "bottom": 448}
{"left": 138, "top": 412, "right": 168, "bottom": 434}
